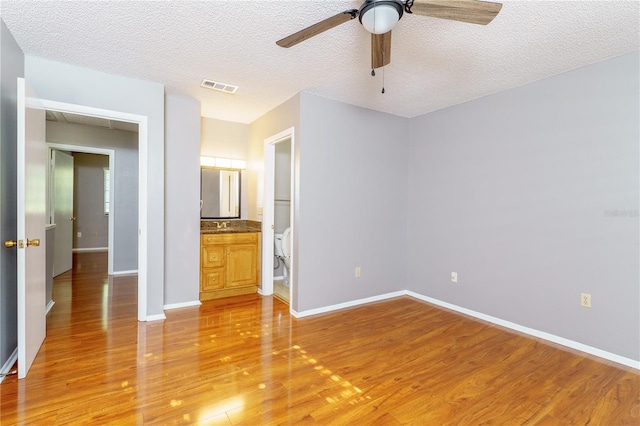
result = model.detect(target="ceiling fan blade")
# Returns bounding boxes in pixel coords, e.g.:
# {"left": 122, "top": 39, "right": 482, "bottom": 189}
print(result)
{"left": 371, "top": 31, "right": 392, "bottom": 69}
{"left": 410, "top": 0, "right": 502, "bottom": 25}
{"left": 276, "top": 10, "right": 358, "bottom": 48}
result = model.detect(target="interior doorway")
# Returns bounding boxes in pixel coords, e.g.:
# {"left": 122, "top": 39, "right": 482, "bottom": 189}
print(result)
{"left": 48, "top": 144, "right": 116, "bottom": 276}
{"left": 261, "top": 128, "right": 295, "bottom": 306}
{"left": 41, "top": 99, "right": 149, "bottom": 321}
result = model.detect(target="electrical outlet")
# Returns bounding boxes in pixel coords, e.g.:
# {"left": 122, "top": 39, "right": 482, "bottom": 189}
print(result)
{"left": 77, "top": 232, "right": 82, "bottom": 238}
{"left": 451, "top": 272, "right": 458, "bottom": 283}
{"left": 581, "top": 293, "right": 592, "bottom": 308}
{"left": 355, "top": 267, "right": 361, "bottom": 278}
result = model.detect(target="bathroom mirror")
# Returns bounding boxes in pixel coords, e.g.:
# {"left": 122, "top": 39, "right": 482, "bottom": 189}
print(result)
{"left": 201, "top": 167, "right": 241, "bottom": 219}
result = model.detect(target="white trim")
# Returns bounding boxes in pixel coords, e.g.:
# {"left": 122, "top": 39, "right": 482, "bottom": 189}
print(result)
{"left": 72, "top": 247, "right": 108, "bottom": 253}
{"left": 405, "top": 291, "right": 639, "bottom": 370}
{"left": 163, "top": 300, "right": 202, "bottom": 310}
{"left": 291, "top": 291, "right": 406, "bottom": 318}
{"left": 261, "top": 140, "right": 275, "bottom": 296}
{"left": 45, "top": 300, "right": 55, "bottom": 315}
{"left": 261, "top": 127, "right": 296, "bottom": 306}
{"left": 41, "top": 100, "right": 149, "bottom": 322}
{"left": 45, "top": 224, "right": 56, "bottom": 231}
{"left": 145, "top": 313, "right": 166, "bottom": 322}
{"left": 112, "top": 270, "right": 138, "bottom": 276}
{"left": 0, "top": 348, "right": 18, "bottom": 384}
{"left": 137, "top": 117, "right": 148, "bottom": 322}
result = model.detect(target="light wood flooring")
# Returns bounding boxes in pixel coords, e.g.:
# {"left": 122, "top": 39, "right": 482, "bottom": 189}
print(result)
{"left": 1, "top": 252, "right": 638, "bottom": 425}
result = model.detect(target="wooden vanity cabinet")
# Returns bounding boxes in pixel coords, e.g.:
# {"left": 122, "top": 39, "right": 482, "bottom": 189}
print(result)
{"left": 200, "top": 232, "right": 261, "bottom": 300}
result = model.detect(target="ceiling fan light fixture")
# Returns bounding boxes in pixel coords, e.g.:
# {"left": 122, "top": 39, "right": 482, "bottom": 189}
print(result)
{"left": 359, "top": 0, "right": 404, "bottom": 34}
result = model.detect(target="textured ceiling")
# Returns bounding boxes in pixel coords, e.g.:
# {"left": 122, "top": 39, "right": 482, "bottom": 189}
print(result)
{"left": 1, "top": 1, "right": 638, "bottom": 124}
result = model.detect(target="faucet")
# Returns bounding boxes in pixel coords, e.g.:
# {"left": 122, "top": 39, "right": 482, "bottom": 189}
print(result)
{"left": 213, "top": 221, "right": 229, "bottom": 229}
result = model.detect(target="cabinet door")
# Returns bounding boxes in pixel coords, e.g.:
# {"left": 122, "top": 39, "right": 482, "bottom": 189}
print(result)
{"left": 227, "top": 244, "right": 258, "bottom": 287}
{"left": 202, "top": 268, "right": 225, "bottom": 291}
{"left": 202, "top": 245, "right": 225, "bottom": 268}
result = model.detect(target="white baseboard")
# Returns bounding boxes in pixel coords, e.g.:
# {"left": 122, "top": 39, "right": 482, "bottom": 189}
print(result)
{"left": 290, "top": 291, "right": 406, "bottom": 318}
{"left": 45, "top": 300, "right": 55, "bottom": 315}
{"left": 405, "top": 291, "right": 639, "bottom": 370}
{"left": 145, "top": 313, "right": 166, "bottom": 322}
{"left": 164, "top": 300, "right": 201, "bottom": 310}
{"left": 0, "top": 348, "right": 18, "bottom": 384}
{"left": 111, "top": 270, "right": 138, "bottom": 276}
{"left": 72, "top": 247, "right": 108, "bottom": 253}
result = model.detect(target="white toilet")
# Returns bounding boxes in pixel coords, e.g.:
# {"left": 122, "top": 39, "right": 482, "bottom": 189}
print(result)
{"left": 274, "top": 227, "right": 292, "bottom": 286}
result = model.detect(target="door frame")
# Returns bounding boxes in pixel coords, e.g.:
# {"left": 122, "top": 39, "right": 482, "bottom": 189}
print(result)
{"left": 261, "top": 127, "right": 296, "bottom": 306}
{"left": 40, "top": 99, "right": 149, "bottom": 322}
{"left": 47, "top": 143, "right": 115, "bottom": 275}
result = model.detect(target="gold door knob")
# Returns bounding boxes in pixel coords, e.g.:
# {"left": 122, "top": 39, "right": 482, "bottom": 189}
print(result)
{"left": 70, "top": 217, "right": 76, "bottom": 221}
{"left": 26, "top": 238, "right": 40, "bottom": 247}
{"left": 4, "top": 240, "right": 17, "bottom": 248}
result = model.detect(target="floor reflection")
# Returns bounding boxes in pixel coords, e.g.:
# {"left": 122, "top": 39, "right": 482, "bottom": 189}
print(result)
{"left": 2, "top": 252, "right": 370, "bottom": 424}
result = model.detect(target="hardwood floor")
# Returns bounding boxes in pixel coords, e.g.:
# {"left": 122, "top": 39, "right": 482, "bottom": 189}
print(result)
{"left": 1, "top": 252, "right": 638, "bottom": 425}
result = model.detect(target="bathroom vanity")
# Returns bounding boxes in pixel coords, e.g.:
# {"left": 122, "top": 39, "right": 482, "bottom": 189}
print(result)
{"left": 200, "top": 220, "right": 261, "bottom": 300}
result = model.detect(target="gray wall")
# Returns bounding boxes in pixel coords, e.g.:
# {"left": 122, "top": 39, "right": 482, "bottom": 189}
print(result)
{"left": 406, "top": 52, "right": 639, "bottom": 361}
{"left": 47, "top": 122, "right": 139, "bottom": 272}
{"left": 0, "top": 19, "right": 24, "bottom": 374}
{"left": 248, "top": 94, "right": 301, "bottom": 222}
{"left": 26, "top": 55, "right": 164, "bottom": 316}
{"left": 296, "top": 93, "right": 410, "bottom": 312}
{"left": 164, "top": 95, "right": 200, "bottom": 306}
{"left": 248, "top": 93, "right": 410, "bottom": 312}
{"left": 72, "top": 153, "right": 109, "bottom": 249}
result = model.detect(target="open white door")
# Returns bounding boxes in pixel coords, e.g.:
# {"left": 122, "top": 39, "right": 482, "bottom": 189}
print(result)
{"left": 52, "top": 150, "right": 74, "bottom": 276}
{"left": 17, "top": 78, "right": 47, "bottom": 379}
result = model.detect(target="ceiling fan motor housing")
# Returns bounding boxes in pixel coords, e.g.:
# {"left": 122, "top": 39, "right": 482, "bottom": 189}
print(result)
{"left": 359, "top": 0, "right": 405, "bottom": 34}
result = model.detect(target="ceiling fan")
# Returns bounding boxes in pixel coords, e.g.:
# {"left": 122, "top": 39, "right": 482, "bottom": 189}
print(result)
{"left": 276, "top": 0, "right": 502, "bottom": 70}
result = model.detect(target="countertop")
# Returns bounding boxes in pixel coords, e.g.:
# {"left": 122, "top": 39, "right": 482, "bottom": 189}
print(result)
{"left": 200, "top": 219, "right": 262, "bottom": 234}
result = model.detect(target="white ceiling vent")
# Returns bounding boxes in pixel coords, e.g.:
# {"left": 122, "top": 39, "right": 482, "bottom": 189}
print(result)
{"left": 200, "top": 79, "right": 239, "bottom": 94}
